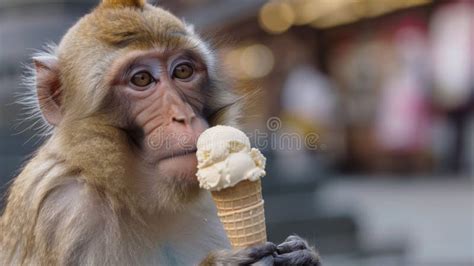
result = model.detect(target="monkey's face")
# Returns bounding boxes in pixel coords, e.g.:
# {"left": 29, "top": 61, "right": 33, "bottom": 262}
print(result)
{"left": 81, "top": 5, "right": 228, "bottom": 208}
{"left": 110, "top": 50, "right": 210, "bottom": 186}
{"left": 33, "top": 1, "right": 238, "bottom": 210}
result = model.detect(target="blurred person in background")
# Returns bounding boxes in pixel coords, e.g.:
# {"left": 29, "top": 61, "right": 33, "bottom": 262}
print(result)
{"left": 374, "top": 18, "right": 433, "bottom": 173}
{"left": 275, "top": 35, "right": 342, "bottom": 180}
{"left": 430, "top": 0, "right": 474, "bottom": 175}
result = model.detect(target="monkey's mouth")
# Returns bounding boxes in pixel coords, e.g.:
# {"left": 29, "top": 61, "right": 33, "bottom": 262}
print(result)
{"left": 157, "top": 147, "right": 199, "bottom": 181}
{"left": 160, "top": 148, "right": 197, "bottom": 161}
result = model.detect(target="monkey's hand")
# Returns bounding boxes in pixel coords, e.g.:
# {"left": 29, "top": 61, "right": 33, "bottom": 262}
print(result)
{"left": 200, "top": 236, "right": 321, "bottom": 266}
{"left": 273, "top": 235, "right": 321, "bottom": 266}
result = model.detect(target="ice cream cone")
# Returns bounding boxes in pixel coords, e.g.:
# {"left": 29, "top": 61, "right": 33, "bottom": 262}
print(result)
{"left": 196, "top": 126, "right": 268, "bottom": 249}
{"left": 211, "top": 179, "right": 267, "bottom": 248}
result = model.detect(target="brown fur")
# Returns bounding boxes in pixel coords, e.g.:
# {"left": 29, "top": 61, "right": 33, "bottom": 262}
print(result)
{"left": 101, "top": 0, "right": 146, "bottom": 8}
{"left": 1, "top": 0, "right": 238, "bottom": 264}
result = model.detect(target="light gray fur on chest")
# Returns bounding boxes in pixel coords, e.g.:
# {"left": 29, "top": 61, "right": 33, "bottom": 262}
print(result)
{"left": 147, "top": 192, "right": 230, "bottom": 265}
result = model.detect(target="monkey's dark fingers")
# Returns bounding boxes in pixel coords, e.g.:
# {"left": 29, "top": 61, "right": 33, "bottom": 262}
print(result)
{"left": 237, "top": 242, "right": 277, "bottom": 265}
{"left": 277, "top": 239, "right": 308, "bottom": 254}
{"left": 245, "top": 242, "right": 278, "bottom": 261}
{"left": 201, "top": 243, "right": 277, "bottom": 266}
{"left": 277, "top": 235, "right": 310, "bottom": 254}
{"left": 274, "top": 249, "right": 321, "bottom": 266}
{"left": 283, "top": 235, "right": 306, "bottom": 243}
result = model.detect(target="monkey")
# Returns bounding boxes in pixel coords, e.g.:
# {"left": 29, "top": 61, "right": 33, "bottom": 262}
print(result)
{"left": 0, "top": 0, "right": 321, "bottom": 265}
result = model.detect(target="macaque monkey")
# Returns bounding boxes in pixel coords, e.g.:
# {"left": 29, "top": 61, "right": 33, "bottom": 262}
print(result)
{"left": 0, "top": 0, "right": 321, "bottom": 265}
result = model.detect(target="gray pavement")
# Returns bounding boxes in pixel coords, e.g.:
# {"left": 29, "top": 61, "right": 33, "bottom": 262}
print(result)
{"left": 317, "top": 177, "right": 474, "bottom": 265}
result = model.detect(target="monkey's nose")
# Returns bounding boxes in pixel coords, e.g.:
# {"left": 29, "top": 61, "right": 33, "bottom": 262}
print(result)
{"left": 171, "top": 104, "right": 196, "bottom": 126}
{"left": 172, "top": 116, "right": 186, "bottom": 124}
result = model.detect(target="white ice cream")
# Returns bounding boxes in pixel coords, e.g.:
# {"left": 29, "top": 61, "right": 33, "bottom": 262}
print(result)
{"left": 196, "top": 125, "right": 266, "bottom": 191}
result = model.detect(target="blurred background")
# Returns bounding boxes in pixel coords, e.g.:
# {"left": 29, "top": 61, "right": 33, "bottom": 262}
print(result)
{"left": 0, "top": 0, "right": 473, "bottom": 265}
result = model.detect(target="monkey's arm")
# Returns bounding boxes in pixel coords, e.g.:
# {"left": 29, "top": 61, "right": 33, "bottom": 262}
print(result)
{"left": 200, "top": 235, "right": 321, "bottom": 266}
{"left": 23, "top": 180, "right": 115, "bottom": 265}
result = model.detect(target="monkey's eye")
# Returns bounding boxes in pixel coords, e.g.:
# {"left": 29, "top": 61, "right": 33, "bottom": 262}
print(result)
{"left": 130, "top": 71, "right": 155, "bottom": 88}
{"left": 172, "top": 63, "right": 194, "bottom": 80}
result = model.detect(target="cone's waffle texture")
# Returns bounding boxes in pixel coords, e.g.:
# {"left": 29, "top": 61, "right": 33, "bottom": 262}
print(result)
{"left": 212, "top": 179, "right": 263, "bottom": 212}
{"left": 211, "top": 179, "right": 267, "bottom": 248}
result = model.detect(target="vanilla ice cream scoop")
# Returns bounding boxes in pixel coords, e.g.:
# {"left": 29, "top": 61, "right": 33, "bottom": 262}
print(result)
{"left": 196, "top": 125, "right": 266, "bottom": 191}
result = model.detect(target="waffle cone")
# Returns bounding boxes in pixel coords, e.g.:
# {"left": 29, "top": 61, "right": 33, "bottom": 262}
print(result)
{"left": 211, "top": 179, "right": 267, "bottom": 248}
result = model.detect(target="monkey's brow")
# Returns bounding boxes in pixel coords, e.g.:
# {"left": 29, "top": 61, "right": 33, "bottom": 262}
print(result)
{"left": 157, "top": 31, "right": 194, "bottom": 51}
{"left": 126, "top": 49, "right": 196, "bottom": 65}
{"left": 110, "top": 29, "right": 189, "bottom": 49}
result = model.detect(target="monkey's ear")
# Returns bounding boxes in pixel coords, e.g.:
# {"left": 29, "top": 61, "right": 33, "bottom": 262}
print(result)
{"left": 33, "top": 56, "right": 62, "bottom": 126}
{"left": 101, "top": 0, "right": 146, "bottom": 8}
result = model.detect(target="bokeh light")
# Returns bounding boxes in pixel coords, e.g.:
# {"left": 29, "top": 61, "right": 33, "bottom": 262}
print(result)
{"left": 259, "top": 1, "right": 295, "bottom": 34}
{"left": 240, "top": 44, "right": 275, "bottom": 79}
{"left": 224, "top": 44, "right": 275, "bottom": 80}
